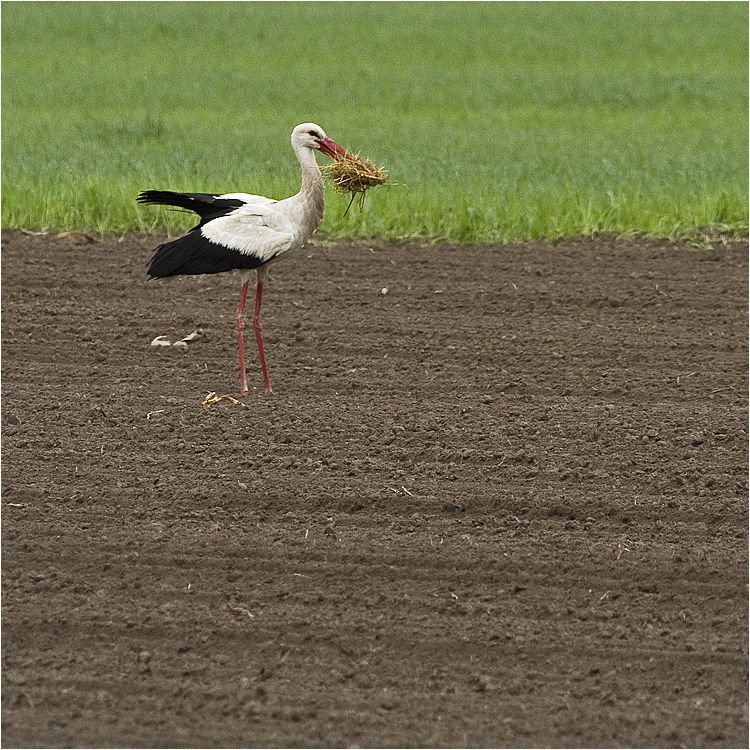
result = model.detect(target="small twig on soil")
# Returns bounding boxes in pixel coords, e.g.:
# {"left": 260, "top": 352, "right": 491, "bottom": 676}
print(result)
{"left": 676, "top": 371, "right": 697, "bottom": 385}
{"left": 224, "top": 603, "right": 255, "bottom": 618}
{"left": 388, "top": 486, "right": 415, "bottom": 496}
{"left": 202, "top": 392, "right": 249, "bottom": 408}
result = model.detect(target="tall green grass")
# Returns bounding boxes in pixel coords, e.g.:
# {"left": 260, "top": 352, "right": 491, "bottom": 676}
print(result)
{"left": 2, "top": 2, "right": 747, "bottom": 242}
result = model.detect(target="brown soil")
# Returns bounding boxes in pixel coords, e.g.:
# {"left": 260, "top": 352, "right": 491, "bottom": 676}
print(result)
{"left": 2, "top": 229, "right": 748, "bottom": 749}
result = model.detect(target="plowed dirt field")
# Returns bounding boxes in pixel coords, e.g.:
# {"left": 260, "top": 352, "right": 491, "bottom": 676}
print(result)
{"left": 2, "top": 230, "right": 748, "bottom": 748}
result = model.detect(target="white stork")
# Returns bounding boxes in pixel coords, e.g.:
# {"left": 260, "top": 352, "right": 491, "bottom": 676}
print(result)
{"left": 139, "top": 123, "right": 353, "bottom": 395}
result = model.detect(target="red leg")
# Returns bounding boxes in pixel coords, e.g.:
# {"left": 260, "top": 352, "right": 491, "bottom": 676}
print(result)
{"left": 236, "top": 280, "right": 250, "bottom": 395}
{"left": 253, "top": 280, "right": 274, "bottom": 395}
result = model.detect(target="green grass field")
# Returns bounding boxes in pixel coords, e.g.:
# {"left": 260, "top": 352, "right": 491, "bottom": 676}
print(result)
{"left": 2, "top": 2, "right": 747, "bottom": 243}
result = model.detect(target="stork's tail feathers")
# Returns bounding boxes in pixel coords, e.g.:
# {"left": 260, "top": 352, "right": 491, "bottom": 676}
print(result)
{"left": 138, "top": 190, "right": 186, "bottom": 207}
{"left": 137, "top": 190, "right": 248, "bottom": 220}
{"left": 138, "top": 190, "right": 211, "bottom": 215}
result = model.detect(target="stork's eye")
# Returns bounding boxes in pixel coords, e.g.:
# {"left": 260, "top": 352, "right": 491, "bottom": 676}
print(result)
{"left": 308, "top": 130, "right": 321, "bottom": 138}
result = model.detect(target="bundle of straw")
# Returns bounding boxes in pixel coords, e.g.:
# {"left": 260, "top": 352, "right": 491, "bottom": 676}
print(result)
{"left": 321, "top": 153, "right": 388, "bottom": 212}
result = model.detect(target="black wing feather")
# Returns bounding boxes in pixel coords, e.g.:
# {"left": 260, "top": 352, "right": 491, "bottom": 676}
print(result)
{"left": 147, "top": 231, "right": 265, "bottom": 279}
{"left": 137, "top": 190, "right": 246, "bottom": 225}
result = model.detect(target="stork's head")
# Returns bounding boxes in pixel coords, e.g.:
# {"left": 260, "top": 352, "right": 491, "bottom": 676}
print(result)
{"left": 292, "top": 123, "right": 353, "bottom": 160}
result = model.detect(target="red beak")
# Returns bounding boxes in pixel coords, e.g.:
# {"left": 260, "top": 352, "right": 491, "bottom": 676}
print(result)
{"left": 317, "top": 137, "right": 354, "bottom": 161}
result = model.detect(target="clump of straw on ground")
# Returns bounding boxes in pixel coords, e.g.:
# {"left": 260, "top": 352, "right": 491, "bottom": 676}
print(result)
{"left": 321, "top": 153, "right": 389, "bottom": 212}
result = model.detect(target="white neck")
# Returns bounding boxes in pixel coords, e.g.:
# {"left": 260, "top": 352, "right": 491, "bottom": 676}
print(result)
{"left": 294, "top": 144, "right": 325, "bottom": 206}
{"left": 286, "top": 143, "right": 325, "bottom": 235}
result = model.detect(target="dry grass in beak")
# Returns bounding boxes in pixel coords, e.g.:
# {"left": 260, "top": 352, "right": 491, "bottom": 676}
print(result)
{"left": 320, "top": 153, "right": 389, "bottom": 213}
